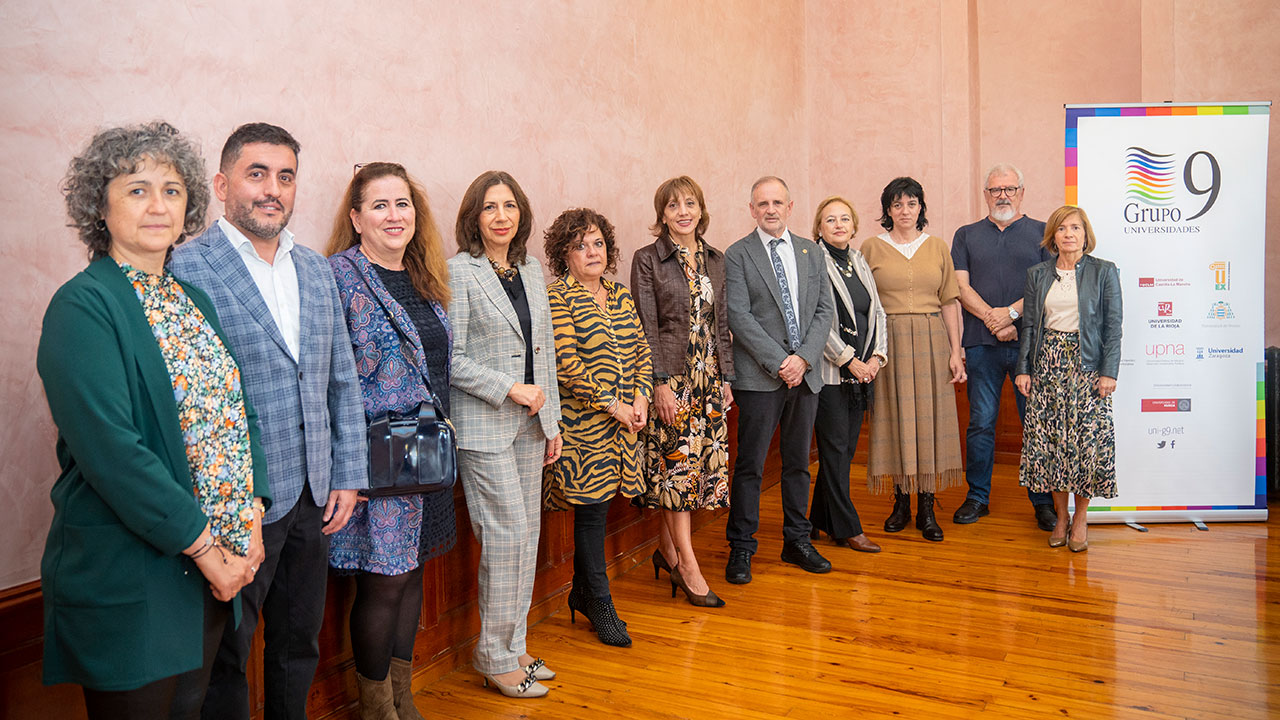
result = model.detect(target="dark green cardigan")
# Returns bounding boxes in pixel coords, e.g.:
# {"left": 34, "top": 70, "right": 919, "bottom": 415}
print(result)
{"left": 37, "top": 257, "right": 270, "bottom": 691}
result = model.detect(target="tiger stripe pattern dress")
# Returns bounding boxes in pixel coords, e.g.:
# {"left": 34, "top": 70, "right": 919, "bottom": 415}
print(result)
{"left": 544, "top": 275, "right": 654, "bottom": 509}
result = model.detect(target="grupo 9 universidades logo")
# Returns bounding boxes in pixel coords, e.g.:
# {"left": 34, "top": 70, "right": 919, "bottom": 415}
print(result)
{"left": 1123, "top": 146, "right": 1220, "bottom": 230}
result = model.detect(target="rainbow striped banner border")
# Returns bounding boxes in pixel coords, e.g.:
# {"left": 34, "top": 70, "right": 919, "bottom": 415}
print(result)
{"left": 1063, "top": 103, "right": 1270, "bottom": 205}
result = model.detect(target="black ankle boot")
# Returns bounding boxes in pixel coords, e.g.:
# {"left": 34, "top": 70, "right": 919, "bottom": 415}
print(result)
{"left": 583, "top": 595, "right": 632, "bottom": 648}
{"left": 916, "top": 492, "right": 944, "bottom": 541}
{"left": 566, "top": 585, "right": 587, "bottom": 623}
{"left": 884, "top": 489, "right": 911, "bottom": 533}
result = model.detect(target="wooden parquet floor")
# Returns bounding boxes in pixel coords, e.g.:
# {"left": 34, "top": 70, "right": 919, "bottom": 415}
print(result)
{"left": 410, "top": 464, "right": 1278, "bottom": 719}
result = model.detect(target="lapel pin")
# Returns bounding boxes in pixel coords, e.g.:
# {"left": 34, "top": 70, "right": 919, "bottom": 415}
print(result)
{"left": 802, "top": 248, "right": 808, "bottom": 254}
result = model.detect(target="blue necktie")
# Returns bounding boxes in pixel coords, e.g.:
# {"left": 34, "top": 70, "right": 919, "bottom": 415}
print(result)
{"left": 768, "top": 237, "right": 801, "bottom": 351}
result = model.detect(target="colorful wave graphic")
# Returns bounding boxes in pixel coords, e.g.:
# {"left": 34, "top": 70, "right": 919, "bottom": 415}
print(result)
{"left": 1125, "top": 146, "right": 1177, "bottom": 206}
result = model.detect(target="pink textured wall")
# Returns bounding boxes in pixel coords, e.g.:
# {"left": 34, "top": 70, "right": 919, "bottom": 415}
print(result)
{"left": 974, "top": 0, "right": 1144, "bottom": 221}
{"left": 1, "top": 0, "right": 1276, "bottom": 587}
{"left": 1165, "top": 1, "right": 1280, "bottom": 343}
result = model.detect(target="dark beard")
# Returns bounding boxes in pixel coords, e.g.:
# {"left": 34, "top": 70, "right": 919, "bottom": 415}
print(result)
{"left": 228, "top": 201, "right": 291, "bottom": 241}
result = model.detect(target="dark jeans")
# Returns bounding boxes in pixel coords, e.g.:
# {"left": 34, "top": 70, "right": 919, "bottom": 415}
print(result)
{"left": 83, "top": 596, "right": 229, "bottom": 720}
{"left": 572, "top": 500, "right": 611, "bottom": 599}
{"left": 964, "top": 344, "right": 1051, "bottom": 507}
{"left": 202, "top": 485, "right": 330, "bottom": 720}
{"left": 809, "top": 383, "right": 866, "bottom": 538}
{"left": 726, "top": 385, "right": 819, "bottom": 553}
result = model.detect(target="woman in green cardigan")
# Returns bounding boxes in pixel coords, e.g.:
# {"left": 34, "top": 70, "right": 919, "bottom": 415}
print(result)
{"left": 38, "top": 122, "right": 270, "bottom": 719}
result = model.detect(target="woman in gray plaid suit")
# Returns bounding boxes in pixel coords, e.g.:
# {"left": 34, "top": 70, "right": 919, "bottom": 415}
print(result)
{"left": 448, "top": 171, "right": 563, "bottom": 699}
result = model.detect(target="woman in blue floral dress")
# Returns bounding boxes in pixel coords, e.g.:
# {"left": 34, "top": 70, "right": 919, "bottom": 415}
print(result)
{"left": 325, "top": 163, "right": 455, "bottom": 718}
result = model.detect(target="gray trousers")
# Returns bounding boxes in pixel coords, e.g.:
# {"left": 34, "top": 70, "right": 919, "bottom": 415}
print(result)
{"left": 457, "top": 416, "right": 545, "bottom": 675}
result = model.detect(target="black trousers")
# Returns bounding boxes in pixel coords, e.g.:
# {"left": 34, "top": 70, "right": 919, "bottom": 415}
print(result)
{"left": 202, "top": 485, "right": 330, "bottom": 720}
{"left": 83, "top": 596, "right": 229, "bottom": 720}
{"left": 572, "top": 500, "right": 611, "bottom": 599}
{"left": 809, "top": 383, "right": 867, "bottom": 538}
{"left": 726, "top": 384, "right": 819, "bottom": 553}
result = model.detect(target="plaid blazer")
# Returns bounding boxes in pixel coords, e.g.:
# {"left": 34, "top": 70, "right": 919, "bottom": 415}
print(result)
{"left": 447, "top": 252, "right": 561, "bottom": 452}
{"left": 169, "top": 224, "right": 366, "bottom": 523}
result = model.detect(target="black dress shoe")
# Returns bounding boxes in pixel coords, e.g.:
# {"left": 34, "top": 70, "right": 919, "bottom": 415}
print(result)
{"left": 952, "top": 498, "right": 989, "bottom": 524}
{"left": 1033, "top": 503, "right": 1058, "bottom": 532}
{"left": 725, "top": 548, "right": 753, "bottom": 584}
{"left": 780, "top": 541, "right": 833, "bottom": 573}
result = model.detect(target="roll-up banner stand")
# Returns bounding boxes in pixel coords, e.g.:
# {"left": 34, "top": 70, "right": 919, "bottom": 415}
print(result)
{"left": 1066, "top": 102, "right": 1270, "bottom": 524}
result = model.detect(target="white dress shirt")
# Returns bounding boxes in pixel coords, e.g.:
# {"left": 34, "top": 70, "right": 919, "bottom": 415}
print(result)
{"left": 219, "top": 217, "right": 302, "bottom": 361}
{"left": 756, "top": 226, "right": 800, "bottom": 313}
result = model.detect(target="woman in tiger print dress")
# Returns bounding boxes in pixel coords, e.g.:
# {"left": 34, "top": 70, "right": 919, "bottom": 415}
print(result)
{"left": 543, "top": 207, "right": 653, "bottom": 648}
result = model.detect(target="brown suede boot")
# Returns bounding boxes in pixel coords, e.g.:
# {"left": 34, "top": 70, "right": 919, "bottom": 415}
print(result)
{"left": 356, "top": 671, "right": 398, "bottom": 720}
{"left": 389, "top": 658, "right": 427, "bottom": 720}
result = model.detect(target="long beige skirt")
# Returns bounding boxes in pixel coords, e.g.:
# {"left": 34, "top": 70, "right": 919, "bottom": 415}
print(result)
{"left": 867, "top": 313, "right": 963, "bottom": 494}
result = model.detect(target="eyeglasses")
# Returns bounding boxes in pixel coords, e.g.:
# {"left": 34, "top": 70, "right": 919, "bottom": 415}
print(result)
{"left": 985, "top": 185, "right": 1022, "bottom": 197}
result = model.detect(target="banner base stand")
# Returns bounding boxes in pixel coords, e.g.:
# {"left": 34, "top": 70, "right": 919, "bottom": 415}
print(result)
{"left": 1193, "top": 521, "right": 1209, "bottom": 531}
{"left": 1125, "top": 521, "right": 1149, "bottom": 532}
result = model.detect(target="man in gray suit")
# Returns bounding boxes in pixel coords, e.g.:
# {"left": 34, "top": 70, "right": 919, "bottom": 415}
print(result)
{"left": 724, "top": 176, "right": 834, "bottom": 584}
{"left": 169, "top": 123, "right": 365, "bottom": 720}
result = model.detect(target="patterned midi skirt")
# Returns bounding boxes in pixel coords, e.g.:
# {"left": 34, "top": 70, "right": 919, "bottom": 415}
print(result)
{"left": 1019, "top": 330, "right": 1118, "bottom": 499}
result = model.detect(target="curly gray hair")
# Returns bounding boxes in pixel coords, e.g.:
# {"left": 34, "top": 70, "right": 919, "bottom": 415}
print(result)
{"left": 62, "top": 121, "right": 210, "bottom": 260}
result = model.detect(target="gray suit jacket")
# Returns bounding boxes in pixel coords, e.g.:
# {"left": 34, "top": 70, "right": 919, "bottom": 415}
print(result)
{"left": 447, "top": 253, "right": 561, "bottom": 452}
{"left": 169, "top": 224, "right": 366, "bottom": 523}
{"left": 725, "top": 230, "right": 833, "bottom": 394}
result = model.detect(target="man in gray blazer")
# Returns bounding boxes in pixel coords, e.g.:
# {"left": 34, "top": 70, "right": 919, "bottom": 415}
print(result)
{"left": 724, "top": 176, "right": 835, "bottom": 584}
{"left": 169, "top": 123, "right": 365, "bottom": 720}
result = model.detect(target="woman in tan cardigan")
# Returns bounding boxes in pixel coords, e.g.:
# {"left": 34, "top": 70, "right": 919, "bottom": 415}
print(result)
{"left": 859, "top": 177, "right": 966, "bottom": 542}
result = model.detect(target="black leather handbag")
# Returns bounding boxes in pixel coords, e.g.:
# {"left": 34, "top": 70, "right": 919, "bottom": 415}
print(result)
{"left": 342, "top": 255, "right": 458, "bottom": 498}
{"left": 365, "top": 398, "right": 456, "bottom": 497}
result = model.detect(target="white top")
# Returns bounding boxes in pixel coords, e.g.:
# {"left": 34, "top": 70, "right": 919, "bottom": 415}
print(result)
{"left": 756, "top": 227, "right": 799, "bottom": 313}
{"left": 880, "top": 231, "right": 929, "bottom": 260}
{"left": 219, "top": 217, "right": 302, "bottom": 360}
{"left": 1043, "top": 268, "right": 1080, "bottom": 332}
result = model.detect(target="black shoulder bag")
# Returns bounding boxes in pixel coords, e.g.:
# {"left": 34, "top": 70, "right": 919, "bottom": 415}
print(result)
{"left": 345, "top": 258, "right": 457, "bottom": 497}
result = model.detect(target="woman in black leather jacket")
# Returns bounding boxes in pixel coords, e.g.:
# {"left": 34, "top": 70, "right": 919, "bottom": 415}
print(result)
{"left": 1014, "top": 205, "right": 1121, "bottom": 553}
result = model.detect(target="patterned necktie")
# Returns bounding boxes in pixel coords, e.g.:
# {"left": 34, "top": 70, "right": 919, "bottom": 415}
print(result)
{"left": 768, "top": 237, "right": 802, "bottom": 350}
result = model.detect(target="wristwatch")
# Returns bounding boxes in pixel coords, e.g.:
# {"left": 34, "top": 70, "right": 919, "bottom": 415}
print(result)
{"left": 1008, "top": 308, "right": 1020, "bottom": 320}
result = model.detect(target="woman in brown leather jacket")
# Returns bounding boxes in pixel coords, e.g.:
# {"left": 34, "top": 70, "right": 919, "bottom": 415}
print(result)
{"left": 630, "top": 176, "right": 734, "bottom": 608}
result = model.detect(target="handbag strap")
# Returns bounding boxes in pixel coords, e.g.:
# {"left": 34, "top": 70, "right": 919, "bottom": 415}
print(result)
{"left": 338, "top": 254, "right": 443, "bottom": 408}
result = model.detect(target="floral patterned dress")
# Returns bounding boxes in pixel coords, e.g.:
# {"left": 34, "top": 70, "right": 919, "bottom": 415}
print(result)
{"left": 124, "top": 265, "right": 256, "bottom": 553}
{"left": 638, "top": 245, "right": 730, "bottom": 511}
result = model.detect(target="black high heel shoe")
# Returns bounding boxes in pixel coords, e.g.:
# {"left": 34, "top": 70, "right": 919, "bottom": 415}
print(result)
{"left": 567, "top": 586, "right": 632, "bottom": 647}
{"left": 651, "top": 549, "right": 673, "bottom": 579}
{"left": 670, "top": 566, "right": 726, "bottom": 608}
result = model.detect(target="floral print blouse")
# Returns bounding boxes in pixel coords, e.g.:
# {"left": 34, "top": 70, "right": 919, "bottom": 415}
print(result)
{"left": 124, "top": 265, "right": 256, "bottom": 555}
